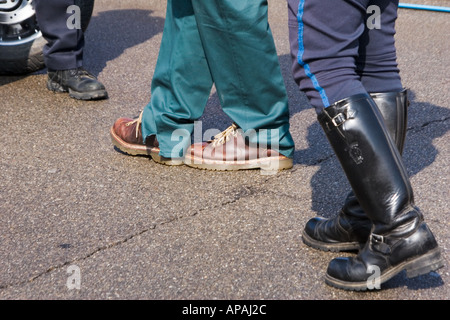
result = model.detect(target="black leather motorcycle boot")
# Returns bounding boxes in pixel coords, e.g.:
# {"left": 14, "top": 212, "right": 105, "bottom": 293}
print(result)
{"left": 47, "top": 67, "right": 108, "bottom": 100}
{"left": 302, "top": 90, "right": 408, "bottom": 252}
{"left": 318, "top": 93, "right": 443, "bottom": 291}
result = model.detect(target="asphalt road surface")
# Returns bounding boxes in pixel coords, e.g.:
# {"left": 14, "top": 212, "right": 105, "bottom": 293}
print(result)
{"left": 0, "top": 0, "right": 448, "bottom": 301}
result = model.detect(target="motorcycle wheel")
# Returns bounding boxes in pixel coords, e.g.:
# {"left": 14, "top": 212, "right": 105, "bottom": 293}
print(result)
{"left": 0, "top": 0, "right": 94, "bottom": 75}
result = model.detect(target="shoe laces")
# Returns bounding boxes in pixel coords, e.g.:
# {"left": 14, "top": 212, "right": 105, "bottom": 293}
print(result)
{"left": 48, "top": 67, "right": 95, "bottom": 90}
{"left": 48, "top": 71, "right": 59, "bottom": 92}
{"left": 78, "top": 67, "right": 96, "bottom": 78}
{"left": 125, "top": 111, "right": 143, "bottom": 139}
{"left": 69, "top": 67, "right": 96, "bottom": 79}
{"left": 211, "top": 123, "right": 240, "bottom": 147}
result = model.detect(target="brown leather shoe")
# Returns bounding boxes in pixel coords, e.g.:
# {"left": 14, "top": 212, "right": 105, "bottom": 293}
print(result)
{"left": 183, "top": 123, "right": 293, "bottom": 171}
{"left": 110, "top": 112, "right": 183, "bottom": 166}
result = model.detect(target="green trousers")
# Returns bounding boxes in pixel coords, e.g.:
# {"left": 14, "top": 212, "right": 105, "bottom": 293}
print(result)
{"left": 141, "top": 0, "right": 295, "bottom": 159}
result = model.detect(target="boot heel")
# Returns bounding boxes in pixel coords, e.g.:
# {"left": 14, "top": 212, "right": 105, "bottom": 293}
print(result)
{"left": 405, "top": 248, "right": 444, "bottom": 278}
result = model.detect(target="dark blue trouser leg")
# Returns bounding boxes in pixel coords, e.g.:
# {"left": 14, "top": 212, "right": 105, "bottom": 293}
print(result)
{"left": 34, "top": 0, "right": 83, "bottom": 70}
{"left": 287, "top": 0, "right": 403, "bottom": 113}
{"left": 357, "top": 0, "right": 402, "bottom": 93}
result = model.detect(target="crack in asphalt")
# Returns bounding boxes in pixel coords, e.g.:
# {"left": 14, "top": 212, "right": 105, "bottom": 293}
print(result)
{"left": 0, "top": 183, "right": 259, "bottom": 291}
{"left": 408, "top": 116, "right": 450, "bottom": 133}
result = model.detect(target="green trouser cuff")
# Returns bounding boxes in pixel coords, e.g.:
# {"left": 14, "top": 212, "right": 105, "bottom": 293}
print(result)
{"left": 141, "top": 0, "right": 295, "bottom": 159}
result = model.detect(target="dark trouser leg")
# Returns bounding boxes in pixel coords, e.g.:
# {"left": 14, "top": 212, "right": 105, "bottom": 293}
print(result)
{"left": 34, "top": 0, "right": 83, "bottom": 70}
{"left": 287, "top": 0, "right": 403, "bottom": 112}
{"left": 34, "top": 0, "right": 106, "bottom": 100}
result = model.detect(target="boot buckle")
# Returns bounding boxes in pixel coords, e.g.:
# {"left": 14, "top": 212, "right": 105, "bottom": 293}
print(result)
{"left": 331, "top": 113, "right": 347, "bottom": 127}
{"left": 370, "top": 233, "right": 391, "bottom": 254}
{"left": 371, "top": 233, "right": 384, "bottom": 243}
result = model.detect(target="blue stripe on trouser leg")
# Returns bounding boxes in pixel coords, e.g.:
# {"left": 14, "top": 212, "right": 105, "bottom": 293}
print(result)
{"left": 295, "top": 0, "right": 330, "bottom": 108}
{"left": 288, "top": 0, "right": 402, "bottom": 113}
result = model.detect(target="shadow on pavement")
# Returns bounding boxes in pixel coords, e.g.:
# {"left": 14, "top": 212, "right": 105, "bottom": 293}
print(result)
{"left": 83, "top": 9, "right": 165, "bottom": 75}
{"left": 383, "top": 270, "right": 445, "bottom": 290}
{"left": 296, "top": 90, "right": 450, "bottom": 218}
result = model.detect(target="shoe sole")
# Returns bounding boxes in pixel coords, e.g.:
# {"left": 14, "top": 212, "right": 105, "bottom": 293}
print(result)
{"left": 47, "top": 81, "right": 108, "bottom": 100}
{"left": 301, "top": 230, "right": 362, "bottom": 252}
{"left": 109, "top": 126, "right": 183, "bottom": 166}
{"left": 183, "top": 154, "right": 293, "bottom": 171}
{"left": 69, "top": 88, "right": 108, "bottom": 100}
{"left": 324, "top": 247, "right": 444, "bottom": 291}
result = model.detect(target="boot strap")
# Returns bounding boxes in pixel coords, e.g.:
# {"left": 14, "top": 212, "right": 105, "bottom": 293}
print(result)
{"left": 323, "top": 109, "right": 353, "bottom": 130}
{"left": 370, "top": 233, "right": 391, "bottom": 255}
{"left": 331, "top": 112, "right": 347, "bottom": 127}
{"left": 321, "top": 106, "right": 364, "bottom": 164}
{"left": 320, "top": 94, "right": 368, "bottom": 130}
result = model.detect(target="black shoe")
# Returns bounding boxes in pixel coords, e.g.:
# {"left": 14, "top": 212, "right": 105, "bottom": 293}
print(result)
{"left": 47, "top": 67, "right": 108, "bottom": 100}
{"left": 317, "top": 93, "right": 443, "bottom": 291}
{"left": 302, "top": 90, "right": 409, "bottom": 252}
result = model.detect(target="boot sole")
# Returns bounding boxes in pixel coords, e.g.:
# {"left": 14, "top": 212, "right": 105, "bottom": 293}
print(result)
{"left": 301, "top": 230, "right": 362, "bottom": 252}
{"left": 69, "top": 88, "right": 108, "bottom": 100}
{"left": 324, "top": 247, "right": 444, "bottom": 291}
{"left": 110, "top": 126, "right": 183, "bottom": 166}
{"left": 183, "top": 154, "right": 293, "bottom": 171}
